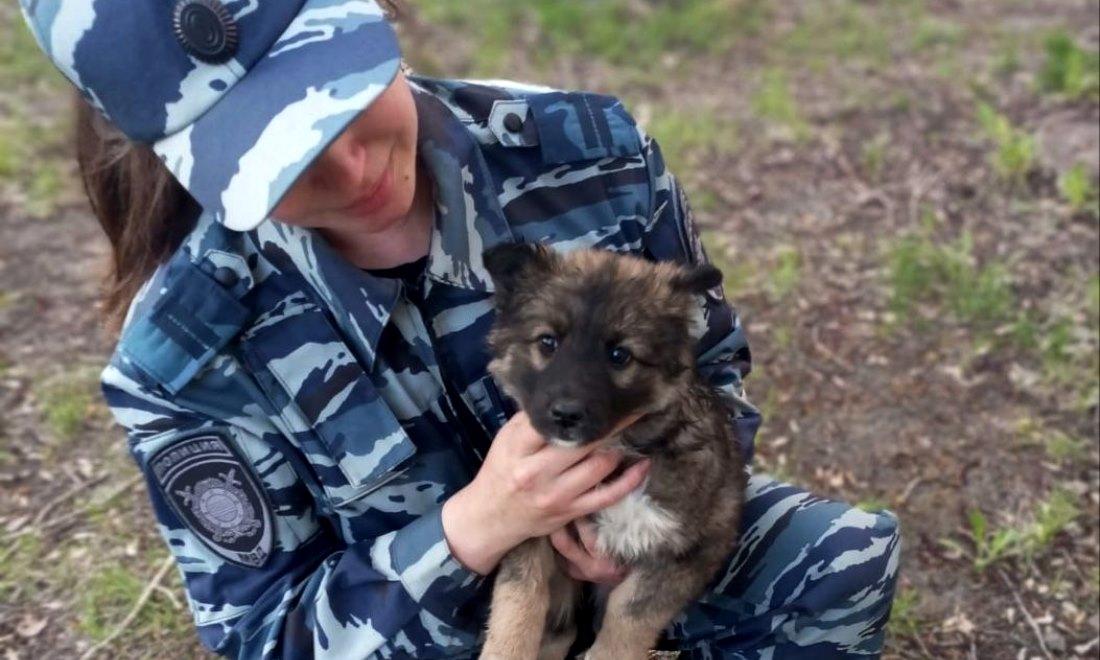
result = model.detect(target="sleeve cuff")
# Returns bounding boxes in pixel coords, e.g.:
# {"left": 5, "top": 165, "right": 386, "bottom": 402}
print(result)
{"left": 368, "top": 504, "right": 488, "bottom": 622}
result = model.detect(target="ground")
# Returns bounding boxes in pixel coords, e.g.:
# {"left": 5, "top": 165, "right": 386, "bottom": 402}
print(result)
{"left": 1, "top": 1, "right": 1098, "bottom": 658}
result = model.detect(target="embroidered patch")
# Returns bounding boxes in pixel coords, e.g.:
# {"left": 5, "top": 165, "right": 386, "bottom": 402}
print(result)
{"left": 150, "top": 430, "right": 273, "bottom": 568}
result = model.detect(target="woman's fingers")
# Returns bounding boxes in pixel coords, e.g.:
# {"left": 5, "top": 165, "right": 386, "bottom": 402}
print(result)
{"left": 575, "top": 517, "right": 601, "bottom": 554}
{"left": 549, "top": 450, "right": 622, "bottom": 501}
{"left": 498, "top": 411, "right": 547, "bottom": 454}
{"left": 519, "top": 439, "right": 604, "bottom": 482}
{"left": 549, "top": 526, "right": 591, "bottom": 569}
{"left": 572, "top": 458, "right": 651, "bottom": 516}
{"left": 549, "top": 525, "right": 626, "bottom": 585}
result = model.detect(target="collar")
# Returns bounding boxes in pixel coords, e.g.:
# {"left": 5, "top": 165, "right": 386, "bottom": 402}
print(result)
{"left": 246, "top": 77, "right": 515, "bottom": 368}
{"left": 412, "top": 78, "right": 515, "bottom": 293}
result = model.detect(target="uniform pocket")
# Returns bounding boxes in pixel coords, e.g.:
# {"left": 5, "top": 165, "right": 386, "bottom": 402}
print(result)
{"left": 240, "top": 303, "right": 416, "bottom": 509}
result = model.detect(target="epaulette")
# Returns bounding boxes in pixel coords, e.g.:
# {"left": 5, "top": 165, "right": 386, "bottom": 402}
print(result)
{"left": 115, "top": 220, "right": 253, "bottom": 397}
{"left": 423, "top": 77, "right": 644, "bottom": 163}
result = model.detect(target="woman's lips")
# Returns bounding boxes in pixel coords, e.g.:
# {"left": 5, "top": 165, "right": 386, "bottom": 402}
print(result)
{"left": 346, "top": 152, "right": 395, "bottom": 218}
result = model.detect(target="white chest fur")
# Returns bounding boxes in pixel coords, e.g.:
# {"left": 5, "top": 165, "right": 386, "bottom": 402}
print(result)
{"left": 593, "top": 485, "right": 687, "bottom": 561}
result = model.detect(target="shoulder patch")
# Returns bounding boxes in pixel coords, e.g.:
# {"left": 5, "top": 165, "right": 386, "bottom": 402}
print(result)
{"left": 150, "top": 430, "right": 274, "bottom": 568}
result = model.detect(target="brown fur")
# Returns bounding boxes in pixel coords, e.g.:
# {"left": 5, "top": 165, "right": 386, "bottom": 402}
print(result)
{"left": 480, "top": 245, "right": 746, "bottom": 660}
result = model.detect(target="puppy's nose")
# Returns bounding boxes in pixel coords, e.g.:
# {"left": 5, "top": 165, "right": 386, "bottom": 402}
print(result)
{"left": 549, "top": 400, "right": 586, "bottom": 429}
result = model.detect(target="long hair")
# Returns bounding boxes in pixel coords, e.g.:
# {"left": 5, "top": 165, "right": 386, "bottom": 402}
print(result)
{"left": 74, "top": 95, "right": 200, "bottom": 335}
{"left": 74, "top": 0, "right": 410, "bottom": 335}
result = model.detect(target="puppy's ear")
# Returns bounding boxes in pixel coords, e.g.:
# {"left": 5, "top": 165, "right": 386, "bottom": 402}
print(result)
{"left": 670, "top": 263, "right": 723, "bottom": 295}
{"left": 483, "top": 243, "right": 557, "bottom": 294}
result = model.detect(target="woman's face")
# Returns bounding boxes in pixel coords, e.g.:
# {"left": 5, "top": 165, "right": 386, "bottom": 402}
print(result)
{"left": 271, "top": 71, "right": 420, "bottom": 233}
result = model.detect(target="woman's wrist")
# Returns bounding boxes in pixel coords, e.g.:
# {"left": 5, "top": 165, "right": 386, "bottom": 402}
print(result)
{"left": 441, "top": 479, "right": 525, "bottom": 575}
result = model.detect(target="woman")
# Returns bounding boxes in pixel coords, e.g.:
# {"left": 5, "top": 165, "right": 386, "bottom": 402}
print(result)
{"left": 21, "top": 1, "right": 900, "bottom": 657}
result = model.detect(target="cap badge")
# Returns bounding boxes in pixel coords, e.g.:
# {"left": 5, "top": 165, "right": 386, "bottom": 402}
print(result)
{"left": 172, "top": 0, "right": 239, "bottom": 64}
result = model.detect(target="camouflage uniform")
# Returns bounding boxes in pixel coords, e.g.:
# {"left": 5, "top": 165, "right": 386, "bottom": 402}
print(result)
{"left": 21, "top": 2, "right": 900, "bottom": 658}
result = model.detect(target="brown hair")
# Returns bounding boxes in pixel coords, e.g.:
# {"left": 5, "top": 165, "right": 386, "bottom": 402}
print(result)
{"left": 74, "top": 0, "right": 410, "bottom": 335}
{"left": 74, "top": 95, "right": 199, "bottom": 335}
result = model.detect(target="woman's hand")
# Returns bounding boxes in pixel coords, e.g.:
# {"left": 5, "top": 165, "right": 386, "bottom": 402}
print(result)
{"left": 441, "top": 411, "right": 649, "bottom": 575}
{"left": 550, "top": 518, "right": 627, "bottom": 585}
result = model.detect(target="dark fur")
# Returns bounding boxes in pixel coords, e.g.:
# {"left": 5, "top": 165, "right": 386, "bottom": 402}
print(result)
{"left": 480, "top": 244, "right": 746, "bottom": 660}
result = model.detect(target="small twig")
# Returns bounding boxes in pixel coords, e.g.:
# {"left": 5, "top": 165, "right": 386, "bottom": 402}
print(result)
{"left": 809, "top": 325, "right": 854, "bottom": 373}
{"left": 2, "top": 473, "right": 142, "bottom": 542}
{"left": 896, "top": 476, "right": 925, "bottom": 507}
{"left": 997, "top": 569, "right": 1053, "bottom": 660}
{"left": 153, "top": 584, "right": 182, "bottom": 610}
{"left": 1059, "top": 547, "right": 1088, "bottom": 584}
{"left": 79, "top": 554, "right": 175, "bottom": 660}
{"left": 1075, "top": 636, "right": 1099, "bottom": 655}
{"left": 33, "top": 474, "right": 108, "bottom": 525}
{"left": 911, "top": 628, "right": 934, "bottom": 659}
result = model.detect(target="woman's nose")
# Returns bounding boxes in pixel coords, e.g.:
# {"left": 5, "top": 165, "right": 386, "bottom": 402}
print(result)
{"left": 314, "top": 131, "right": 367, "bottom": 194}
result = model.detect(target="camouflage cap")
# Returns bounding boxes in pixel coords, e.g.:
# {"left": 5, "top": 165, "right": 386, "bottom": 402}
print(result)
{"left": 19, "top": 0, "right": 402, "bottom": 231}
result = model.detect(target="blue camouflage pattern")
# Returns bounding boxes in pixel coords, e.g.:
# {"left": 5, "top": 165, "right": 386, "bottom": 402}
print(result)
{"left": 21, "top": 2, "right": 901, "bottom": 653}
{"left": 19, "top": 0, "right": 402, "bottom": 232}
{"left": 93, "top": 75, "right": 900, "bottom": 658}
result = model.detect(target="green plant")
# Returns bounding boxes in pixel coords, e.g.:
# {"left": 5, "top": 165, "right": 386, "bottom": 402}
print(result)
{"left": 1027, "top": 490, "right": 1080, "bottom": 555}
{"left": 1058, "top": 163, "right": 1099, "bottom": 216}
{"left": 1039, "top": 32, "right": 1100, "bottom": 100}
{"left": 888, "top": 587, "right": 924, "bottom": 638}
{"left": 942, "top": 491, "right": 1081, "bottom": 572}
{"left": 886, "top": 229, "right": 1014, "bottom": 332}
{"left": 975, "top": 103, "right": 1035, "bottom": 185}
{"left": 962, "top": 508, "right": 1025, "bottom": 572}
{"left": 857, "top": 498, "right": 890, "bottom": 513}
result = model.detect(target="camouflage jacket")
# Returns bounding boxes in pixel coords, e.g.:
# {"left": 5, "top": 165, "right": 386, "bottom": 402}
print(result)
{"left": 101, "top": 76, "right": 758, "bottom": 659}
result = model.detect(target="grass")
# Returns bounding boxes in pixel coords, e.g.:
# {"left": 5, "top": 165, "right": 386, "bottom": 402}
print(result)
{"left": 860, "top": 132, "right": 890, "bottom": 183}
{"left": 35, "top": 367, "right": 104, "bottom": 441}
{"left": 1015, "top": 417, "right": 1089, "bottom": 462}
{"left": 751, "top": 69, "right": 809, "bottom": 141}
{"left": 888, "top": 587, "right": 924, "bottom": 638}
{"left": 0, "top": 6, "right": 66, "bottom": 90}
{"left": 0, "top": 7, "right": 78, "bottom": 218}
{"left": 0, "top": 535, "right": 45, "bottom": 604}
{"left": 858, "top": 498, "right": 891, "bottom": 513}
{"left": 700, "top": 232, "right": 805, "bottom": 306}
{"left": 942, "top": 490, "right": 1081, "bottom": 573}
{"left": 415, "top": 0, "right": 767, "bottom": 73}
{"left": 642, "top": 108, "right": 739, "bottom": 178}
{"left": 77, "top": 560, "right": 191, "bottom": 645}
{"left": 25, "top": 161, "right": 65, "bottom": 218}
{"left": 767, "top": 247, "right": 802, "bottom": 300}
{"left": 779, "top": 0, "right": 897, "bottom": 70}
{"left": 913, "top": 18, "right": 965, "bottom": 53}
{"left": 1038, "top": 31, "right": 1100, "bottom": 101}
{"left": 1058, "top": 163, "right": 1099, "bottom": 217}
{"left": 886, "top": 222, "right": 1015, "bottom": 332}
{"left": 975, "top": 102, "right": 1035, "bottom": 186}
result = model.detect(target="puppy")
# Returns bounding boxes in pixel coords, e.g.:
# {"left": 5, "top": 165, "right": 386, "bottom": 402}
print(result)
{"left": 480, "top": 244, "right": 746, "bottom": 660}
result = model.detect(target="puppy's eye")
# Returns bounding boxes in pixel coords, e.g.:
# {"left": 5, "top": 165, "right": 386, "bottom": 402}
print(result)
{"left": 608, "top": 345, "right": 632, "bottom": 367}
{"left": 537, "top": 334, "right": 559, "bottom": 355}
